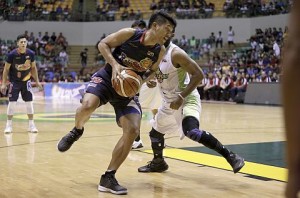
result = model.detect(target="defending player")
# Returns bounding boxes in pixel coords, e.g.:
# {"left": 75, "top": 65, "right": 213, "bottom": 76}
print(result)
{"left": 138, "top": 38, "right": 245, "bottom": 174}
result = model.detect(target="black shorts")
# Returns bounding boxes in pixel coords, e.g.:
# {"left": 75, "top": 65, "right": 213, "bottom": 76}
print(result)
{"left": 8, "top": 81, "right": 33, "bottom": 102}
{"left": 86, "top": 65, "right": 142, "bottom": 122}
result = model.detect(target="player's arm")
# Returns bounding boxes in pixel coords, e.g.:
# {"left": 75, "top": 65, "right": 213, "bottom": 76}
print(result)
{"left": 31, "top": 61, "right": 43, "bottom": 90}
{"left": 142, "top": 46, "right": 166, "bottom": 87}
{"left": 0, "top": 62, "right": 11, "bottom": 94}
{"left": 143, "top": 45, "right": 166, "bottom": 81}
{"left": 172, "top": 48, "right": 204, "bottom": 98}
{"left": 98, "top": 28, "right": 135, "bottom": 80}
{"left": 282, "top": 2, "right": 300, "bottom": 198}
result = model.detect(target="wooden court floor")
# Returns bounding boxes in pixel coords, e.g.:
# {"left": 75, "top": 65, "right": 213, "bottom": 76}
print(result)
{"left": 0, "top": 98, "right": 286, "bottom": 198}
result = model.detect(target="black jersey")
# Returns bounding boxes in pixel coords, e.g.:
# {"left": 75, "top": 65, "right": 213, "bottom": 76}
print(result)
{"left": 111, "top": 29, "right": 161, "bottom": 76}
{"left": 6, "top": 48, "right": 35, "bottom": 82}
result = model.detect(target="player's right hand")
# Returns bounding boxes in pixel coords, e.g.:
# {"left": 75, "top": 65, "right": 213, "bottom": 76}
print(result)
{"left": 0, "top": 84, "right": 7, "bottom": 95}
{"left": 112, "top": 63, "right": 125, "bottom": 82}
{"left": 146, "top": 80, "right": 157, "bottom": 88}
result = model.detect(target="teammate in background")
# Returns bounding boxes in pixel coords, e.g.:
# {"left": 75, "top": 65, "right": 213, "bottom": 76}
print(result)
{"left": 57, "top": 10, "right": 176, "bottom": 195}
{"left": 138, "top": 37, "right": 245, "bottom": 174}
{"left": 282, "top": 2, "right": 300, "bottom": 198}
{"left": 0, "top": 34, "right": 42, "bottom": 133}
{"left": 131, "top": 19, "right": 163, "bottom": 149}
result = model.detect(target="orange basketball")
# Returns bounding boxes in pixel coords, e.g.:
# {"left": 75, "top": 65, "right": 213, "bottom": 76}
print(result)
{"left": 112, "top": 69, "right": 142, "bottom": 97}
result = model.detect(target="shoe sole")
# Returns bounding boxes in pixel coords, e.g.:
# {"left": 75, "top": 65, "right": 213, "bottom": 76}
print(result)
{"left": 132, "top": 143, "right": 143, "bottom": 150}
{"left": 233, "top": 158, "right": 245, "bottom": 173}
{"left": 98, "top": 185, "right": 127, "bottom": 195}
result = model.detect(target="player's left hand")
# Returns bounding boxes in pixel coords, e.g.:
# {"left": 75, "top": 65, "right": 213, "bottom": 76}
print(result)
{"left": 170, "top": 95, "right": 184, "bottom": 110}
{"left": 146, "top": 80, "right": 157, "bottom": 88}
{"left": 37, "top": 83, "right": 43, "bottom": 91}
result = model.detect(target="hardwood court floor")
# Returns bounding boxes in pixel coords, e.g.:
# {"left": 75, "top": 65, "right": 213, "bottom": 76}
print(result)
{"left": 0, "top": 98, "right": 286, "bottom": 198}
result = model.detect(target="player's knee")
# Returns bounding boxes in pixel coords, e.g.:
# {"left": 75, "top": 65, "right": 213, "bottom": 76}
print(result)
{"left": 25, "top": 101, "right": 34, "bottom": 114}
{"left": 182, "top": 116, "right": 199, "bottom": 136}
{"left": 7, "top": 101, "right": 17, "bottom": 115}
{"left": 81, "top": 100, "right": 97, "bottom": 112}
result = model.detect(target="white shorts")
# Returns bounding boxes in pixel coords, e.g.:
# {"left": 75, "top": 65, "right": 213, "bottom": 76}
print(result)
{"left": 151, "top": 89, "right": 201, "bottom": 139}
{"left": 139, "top": 83, "right": 162, "bottom": 110}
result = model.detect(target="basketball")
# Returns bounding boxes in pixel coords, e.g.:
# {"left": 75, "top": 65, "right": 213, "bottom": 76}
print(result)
{"left": 112, "top": 69, "right": 142, "bottom": 97}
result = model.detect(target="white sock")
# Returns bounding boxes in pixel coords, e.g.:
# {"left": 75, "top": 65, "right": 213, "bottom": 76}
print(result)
{"left": 6, "top": 120, "right": 12, "bottom": 126}
{"left": 29, "top": 120, "right": 35, "bottom": 126}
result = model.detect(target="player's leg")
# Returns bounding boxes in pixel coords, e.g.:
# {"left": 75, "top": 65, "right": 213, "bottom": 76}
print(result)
{"left": 57, "top": 93, "right": 100, "bottom": 152}
{"left": 182, "top": 116, "right": 244, "bottom": 173}
{"left": 98, "top": 99, "right": 141, "bottom": 195}
{"left": 4, "top": 82, "right": 19, "bottom": 133}
{"left": 22, "top": 81, "right": 38, "bottom": 132}
{"left": 138, "top": 104, "right": 176, "bottom": 173}
{"left": 137, "top": 127, "right": 168, "bottom": 173}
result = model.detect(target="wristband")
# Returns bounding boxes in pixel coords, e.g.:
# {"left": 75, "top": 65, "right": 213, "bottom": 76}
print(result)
{"left": 178, "top": 93, "right": 184, "bottom": 100}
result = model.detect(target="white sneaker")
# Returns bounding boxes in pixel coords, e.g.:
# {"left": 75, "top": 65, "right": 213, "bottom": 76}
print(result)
{"left": 132, "top": 140, "right": 143, "bottom": 149}
{"left": 4, "top": 125, "right": 12, "bottom": 133}
{"left": 28, "top": 125, "right": 38, "bottom": 133}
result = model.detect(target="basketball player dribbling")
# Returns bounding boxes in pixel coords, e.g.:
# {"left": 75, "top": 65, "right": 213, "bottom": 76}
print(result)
{"left": 57, "top": 10, "right": 177, "bottom": 195}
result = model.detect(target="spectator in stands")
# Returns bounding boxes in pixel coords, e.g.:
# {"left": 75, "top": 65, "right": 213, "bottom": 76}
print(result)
{"left": 79, "top": 48, "right": 88, "bottom": 74}
{"left": 203, "top": 72, "right": 219, "bottom": 100}
{"left": 230, "top": 72, "right": 247, "bottom": 102}
{"left": 218, "top": 73, "right": 232, "bottom": 101}
{"left": 150, "top": 0, "right": 158, "bottom": 11}
{"left": 227, "top": 26, "right": 235, "bottom": 48}
{"left": 216, "top": 31, "right": 223, "bottom": 48}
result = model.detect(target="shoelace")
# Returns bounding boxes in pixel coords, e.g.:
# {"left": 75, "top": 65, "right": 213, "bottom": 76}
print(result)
{"left": 107, "top": 174, "right": 119, "bottom": 186}
{"left": 66, "top": 131, "right": 79, "bottom": 142}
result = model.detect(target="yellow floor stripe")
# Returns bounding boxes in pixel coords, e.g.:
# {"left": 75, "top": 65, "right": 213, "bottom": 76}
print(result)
{"left": 142, "top": 148, "right": 287, "bottom": 182}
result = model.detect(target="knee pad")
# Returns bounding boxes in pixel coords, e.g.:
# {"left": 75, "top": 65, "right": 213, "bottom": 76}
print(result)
{"left": 25, "top": 101, "right": 34, "bottom": 114}
{"left": 182, "top": 116, "right": 199, "bottom": 136}
{"left": 7, "top": 101, "right": 17, "bottom": 116}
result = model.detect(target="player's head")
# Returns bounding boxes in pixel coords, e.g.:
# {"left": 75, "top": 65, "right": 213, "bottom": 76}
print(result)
{"left": 16, "top": 34, "right": 28, "bottom": 49}
{"left": 131, "top": 20, "right": 147, "bottom": 29}
{"left": 164, "top": 27, "right": 175, "bottom": 48}
{"left": 148, "top": 10, "right": 177, "bottom": 44}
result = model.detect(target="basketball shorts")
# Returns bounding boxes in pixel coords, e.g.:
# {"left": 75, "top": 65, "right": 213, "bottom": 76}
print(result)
{"left": 86, "top": 65, "right": 142, "bottom": 123}
{"left": 139, "top": 81, "right": 162, "bottom": 110}
{"left": 8, "top": 81, "right": 33, "bottom": 102}
{"left": 151, "top": 89, "right": 201, "bottom": 139}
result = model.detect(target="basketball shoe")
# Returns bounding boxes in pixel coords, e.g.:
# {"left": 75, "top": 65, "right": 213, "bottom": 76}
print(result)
{"left": 98, "top": 171, "right": 127, "bottom": 195}
{"left": 138, "top": 158, "right": 169, "bottom": 173}
{"left": 28, "top": 124, "right": 38, "bottom": 133}
{"left": 57, "top": 127, "right": 83, "bottom": 152}
{"left": 132, "top": 140, "right": 143, "bottom": 149}
{"left": 226, "top": 152, "right": 245, "bottom": 173}
{"left": 4, "top": 124, "right": 12, "bottom": 133}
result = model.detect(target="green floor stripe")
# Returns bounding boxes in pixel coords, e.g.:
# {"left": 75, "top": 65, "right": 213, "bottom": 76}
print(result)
{"left": 142, "top": 148, "right": 287, "bottom": 182}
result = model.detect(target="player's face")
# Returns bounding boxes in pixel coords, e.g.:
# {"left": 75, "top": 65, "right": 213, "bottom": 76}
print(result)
{"left": 155, "top": 22, "right": 174, "bottom": 45}
{"left": 17, "top": 38, "right": 28, "bottom": 49}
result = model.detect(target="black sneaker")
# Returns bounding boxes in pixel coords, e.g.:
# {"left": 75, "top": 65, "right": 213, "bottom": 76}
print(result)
{"left": 98, "top": 171, "right": 127, "bottom": 195}
{"left": 226, "top": 152, "right": 245, "bottom": 173}
{"left": 57, "top": 127, "right": 83, "bottom": 152}
{"left": 138, "top": 158, "right": 169, "bottom": 173}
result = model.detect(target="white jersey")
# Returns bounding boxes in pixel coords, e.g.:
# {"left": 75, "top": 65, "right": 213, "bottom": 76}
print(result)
{"left": 152, "top": 42, "right": 201, "bottom": 138}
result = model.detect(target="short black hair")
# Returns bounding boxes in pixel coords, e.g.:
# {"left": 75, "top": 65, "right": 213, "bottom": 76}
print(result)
{"left": 148, "top": 10, "right": 177, "bottom": 30}
{"left": 17, "top": 34, "right": 27, "bottom": 41}
{"left": 131, "top": 20, "right": 147, "bottom": 29}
